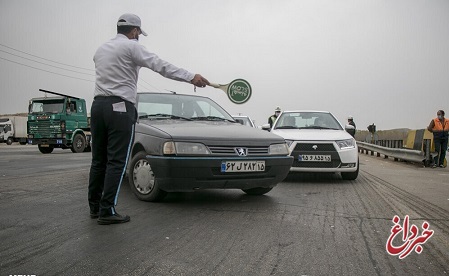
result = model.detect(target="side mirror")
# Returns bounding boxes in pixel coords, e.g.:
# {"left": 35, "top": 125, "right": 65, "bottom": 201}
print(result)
{"left": 235, "top": 119, "right": 245, "bottom": 125}
{"left": 345, "top": 124, "right": 355, "bottom": 136}
{"left": 261, "top": 123, "right": 271, "bottom": 131}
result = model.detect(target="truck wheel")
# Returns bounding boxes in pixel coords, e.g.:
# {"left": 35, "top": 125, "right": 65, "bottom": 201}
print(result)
{"left": 6, "top": 137, "right": 13, "bottom": 145}
{"left": 128, "top": 151, "right": 167, "bottom": 202}
{"left": 38, "top": 145, "right": 54, "bottom": 154}
{"left": 71, "top": 134, "right": 86, "bottom": 153}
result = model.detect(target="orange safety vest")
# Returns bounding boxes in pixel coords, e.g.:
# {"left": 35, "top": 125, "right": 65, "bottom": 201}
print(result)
{"left": 432, "top": 117, "right": 449, "bottom": 138}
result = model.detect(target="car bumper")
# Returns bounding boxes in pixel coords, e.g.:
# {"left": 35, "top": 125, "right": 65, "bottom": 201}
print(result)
{"left": 146, "top": 155, "right": 293, "bottom": 192}
{"left": 289, "top": 146, "right": 359, "bottom": 173}
{"left": 290, "top": 166, "right": 357, "bottom": 173}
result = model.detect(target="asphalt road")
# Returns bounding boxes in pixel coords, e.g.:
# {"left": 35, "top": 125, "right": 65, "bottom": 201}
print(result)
{"left": 1, "top": 145, "right": 448, "bottom": 276}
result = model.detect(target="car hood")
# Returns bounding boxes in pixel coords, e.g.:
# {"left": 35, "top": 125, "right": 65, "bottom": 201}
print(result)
{"left": 137, "top": 120, "right": 284, "bottom": 142}
{"left": 271, "top": 128, "right": 353, "bottom": 141}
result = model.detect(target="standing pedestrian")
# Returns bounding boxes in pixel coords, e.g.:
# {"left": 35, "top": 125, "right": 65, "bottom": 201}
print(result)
{"left": 268, "top": 106, "right": 281, "bottom": 128}
{"left": 88, "top": 13, "right": 209, "bottom": 225}
{"left": 347, "top": 116, "right": 356, "bottom": 129}
{"left": 347, "top": 116, "right": 356, "bottom": 137}
{"left": 427, "top": 110, "right": 449, "bottom": 168}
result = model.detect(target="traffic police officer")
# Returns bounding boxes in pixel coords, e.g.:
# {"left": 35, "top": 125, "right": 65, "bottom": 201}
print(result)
{"left": 268, "top": 106, "right": 281, "bottom": 128}
{"left": 347, "top": 116, "right": 356, "bottom": 137}
{"left": 88, "top": 13, "right": 209, "bottom": 224}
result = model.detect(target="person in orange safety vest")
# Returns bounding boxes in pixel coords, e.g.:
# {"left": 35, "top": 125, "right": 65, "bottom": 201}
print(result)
{"left": 427, "top": 109, "right": 449, "bottom": 168}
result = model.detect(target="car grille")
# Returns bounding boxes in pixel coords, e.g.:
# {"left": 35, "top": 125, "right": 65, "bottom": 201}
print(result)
{"left": 292, "top": 159, "right": 341, "bottom": 168}
{"left": 208, "top": 146, "right": 269, "bottom": 156}
{"left": 293, "top": 143, "right": 336, "bottom": 152}
{"left": 291, "top": 142, "right": 341, "bottom": 168}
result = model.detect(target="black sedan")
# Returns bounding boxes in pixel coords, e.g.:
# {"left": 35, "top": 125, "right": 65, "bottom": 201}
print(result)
{"left": 128, "top": 92, "right": 293, "bottom": 201}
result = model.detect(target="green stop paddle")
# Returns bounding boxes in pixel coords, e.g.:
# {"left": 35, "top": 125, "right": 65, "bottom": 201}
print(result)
{"left": 208, "top": 79, "right": 252, "bottom": 104}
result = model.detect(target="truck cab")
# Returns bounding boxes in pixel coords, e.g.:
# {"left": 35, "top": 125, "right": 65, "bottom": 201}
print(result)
{"left": 0, "top": 118, "right": 12, "bottom": 144}
{"left": 28, "top": 91, "right": 91, "bottom": 154}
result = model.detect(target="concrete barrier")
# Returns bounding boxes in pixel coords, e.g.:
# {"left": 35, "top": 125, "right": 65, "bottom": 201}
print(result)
{"left": 357, "top": 141, "right": 430, "bottom": 164}
{"left": 357, "top": 128, "right": 447, "bottom": 167}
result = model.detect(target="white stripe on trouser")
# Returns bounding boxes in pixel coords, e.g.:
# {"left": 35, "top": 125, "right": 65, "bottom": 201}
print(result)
{"left": 113, "top": 124, "right": 135, "bottom": 208}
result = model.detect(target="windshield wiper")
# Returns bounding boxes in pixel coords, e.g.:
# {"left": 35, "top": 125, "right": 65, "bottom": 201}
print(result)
{"left": 191, "top": 116, "right": 234, "bottom": 122}
{"left": 276, "top": 126, "right": 298, "bottom": 129}
{"left": 303, "top": 126, "right": 338, "bottom": 130}
{"left": 139, "top": 113, "right": 192, "bottom": 121}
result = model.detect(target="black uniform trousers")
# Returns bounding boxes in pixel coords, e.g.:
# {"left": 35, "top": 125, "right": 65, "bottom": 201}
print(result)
{"left": 433, "top": 136, "right": 448, "bottom": 166}
{"left": 88, "top": 96, "right": 137, "bottom": 216}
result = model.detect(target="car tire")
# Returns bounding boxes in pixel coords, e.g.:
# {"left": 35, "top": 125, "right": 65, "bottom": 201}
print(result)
{"left": 6, "top": 137, "right": 13, "bottom": 145}
{"left": 242, "top": 187, "right": 273, "bottom": 195}
{"left": 341, "top": 159, "right": 359, "bottom": 180}
{"left": 38, "top": 145, "right": 54, "bottom": 154}
{"left": 71, "top": 134, "right": 86, "bottom": 153}
{"left": 128, "top": 151, "right": 167, "bottom": 202}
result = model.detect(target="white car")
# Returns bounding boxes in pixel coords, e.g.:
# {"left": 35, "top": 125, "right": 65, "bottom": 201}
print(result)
{"left": 263, "top": 110, "right": 359, "bottom": 180}
{"left": 232, "top": 115, "right": 256, "bottom": 128}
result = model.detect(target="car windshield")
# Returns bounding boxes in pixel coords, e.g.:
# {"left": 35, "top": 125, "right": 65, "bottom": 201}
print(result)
{"left": 137, "top": 93, "right": 236, "bottom": 122}
{"left": 274, "top": 112, "right": 342, "bottom": 130}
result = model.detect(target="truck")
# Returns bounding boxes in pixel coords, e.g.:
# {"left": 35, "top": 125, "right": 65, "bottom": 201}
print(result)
{"left": 27, "top": 89, "right": 91, "bottom": 154}
{"left": 0, "top": 116, "right": 28, "bottom": 145}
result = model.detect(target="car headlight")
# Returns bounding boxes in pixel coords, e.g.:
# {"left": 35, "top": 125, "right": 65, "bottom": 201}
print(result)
{"left": 269, "top": 143, "right": 290, "bottom": 155}
{"left": 336, "top": 138, "right": 355, "bottom": 149}
{"left": 163, "top": 141, "right": 211, "bottom": 155}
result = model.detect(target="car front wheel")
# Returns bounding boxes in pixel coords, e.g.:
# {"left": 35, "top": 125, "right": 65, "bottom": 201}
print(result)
{"left": 341, "top": 159, "right": 359, "bottom": 180}
{"left": 128, "top": 151, "right": 167, "bottom": 202}
{"left": 242, "top": 187, "right": 273, "bottom": 195}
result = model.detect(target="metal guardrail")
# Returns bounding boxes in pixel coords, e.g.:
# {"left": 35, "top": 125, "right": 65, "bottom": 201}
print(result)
{"left": 357, "top": 141, "right": 435, "bottom": 165}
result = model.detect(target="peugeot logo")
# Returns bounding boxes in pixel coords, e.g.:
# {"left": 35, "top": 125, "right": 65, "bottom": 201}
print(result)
{"left": 235, "top": 147, "right": 248, "bottom": 156}
{"left": 312, "top": 145, "right": 318, "bottom": 150}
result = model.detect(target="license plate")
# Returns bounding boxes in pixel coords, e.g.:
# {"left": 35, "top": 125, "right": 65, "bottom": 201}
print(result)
{"left": 298, "top": 155, "right": 331, "bottom": 162}
{"left": 221, "top": 161, "right": 265, "bottom": 172}
{"left": 40, "top": 144, "right": 49, "bottom": 147}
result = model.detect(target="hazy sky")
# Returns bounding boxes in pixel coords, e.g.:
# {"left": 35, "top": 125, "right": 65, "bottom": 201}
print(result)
{"left": 1, "top": 0, "right": 448, "bottom": 130}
